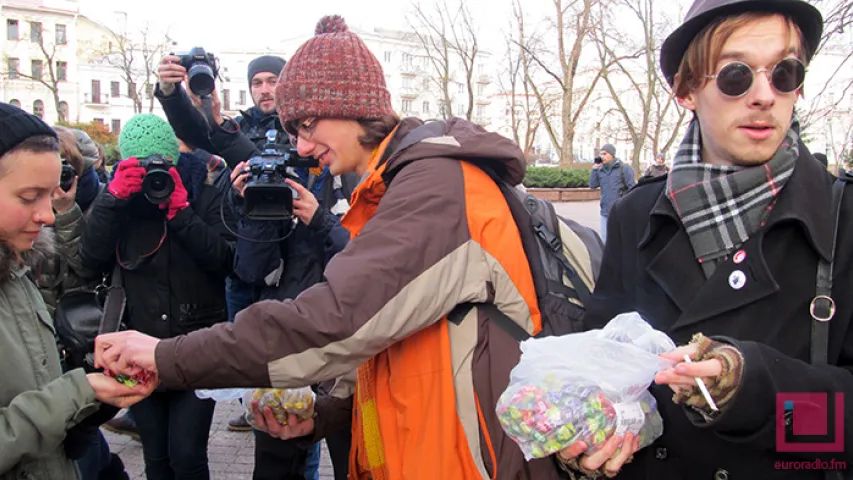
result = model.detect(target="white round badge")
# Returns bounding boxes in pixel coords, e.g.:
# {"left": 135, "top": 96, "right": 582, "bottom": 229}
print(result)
{"left": 729, "top": 270, "right": 747, "bottom": 290}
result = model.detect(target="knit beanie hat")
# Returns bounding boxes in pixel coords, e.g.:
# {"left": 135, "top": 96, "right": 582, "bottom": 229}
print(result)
{"left": 247, "top": 55, "right": 286, "bottom": 87}
{"left": 118, "top": 114, "right": 180, "bottom": 163}
{"left": 601, "top": 144, "right": 617, "bottom": 157}
{"left": 276, "top": 15, "right": 395, "bottom": 125}
{"left": 0, "top": 102, "right": 57, "bottom": 159}
{"left": 73, "top": 129, "right": 99, "bottom": 170}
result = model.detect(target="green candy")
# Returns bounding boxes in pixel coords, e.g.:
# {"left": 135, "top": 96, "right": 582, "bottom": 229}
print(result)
{"left": 114, "top": 374, "right": 138, "bottom": 388}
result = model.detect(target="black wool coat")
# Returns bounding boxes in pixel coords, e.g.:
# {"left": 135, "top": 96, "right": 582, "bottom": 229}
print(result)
{"left": 584, "top": 146, "right": 853, "bottom": 480}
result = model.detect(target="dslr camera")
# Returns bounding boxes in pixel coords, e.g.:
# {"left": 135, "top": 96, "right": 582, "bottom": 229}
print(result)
{"left": 594, "top": 156, "right": 603, "bottom": 164}
{"left": 138, "top": 154, "right": 175, "bottom": 205}
{"left": 60, "top": 159, "right": 76, "bottom": 191}
{"left": 173, "top": 47, "right": 219, "bottom": 96}
{"left": 243, "top": 130, "right": 318, "bottom": 221}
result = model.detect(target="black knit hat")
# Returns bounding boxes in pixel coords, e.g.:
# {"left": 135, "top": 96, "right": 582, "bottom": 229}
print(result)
{"left": 660, "top": 0, "right": 823, "bottom": 87}
{"left": 0, "top": 102, "right": 57, "bottom": 158}
{"left": 247, "top": 55, "right": 286, "bottom": 86}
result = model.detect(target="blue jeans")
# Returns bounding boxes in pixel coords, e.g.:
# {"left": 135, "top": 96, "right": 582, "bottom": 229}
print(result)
{"left": 130, "top": 390, "right": 216, "bottom": 480}
{"left": 600, "top": 215, "right": 608, "bottom": 244}
{"left": 304, "top": 442, "right": 321, "bottom": 480}
{"left": 226, "top": 276, "right": 257, "bottom": 323}
{"left": 76, "top": 430, "right": 111, "bottom": 480}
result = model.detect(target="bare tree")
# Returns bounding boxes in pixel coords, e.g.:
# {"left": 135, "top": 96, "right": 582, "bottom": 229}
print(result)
{"left": 407, "top": 0, "right": 482, "bottom": 122}
{"left": 797, "top": 0, "right": 853, "bottom": 134}
{"left": 497, "top": 33, "right": 542, "bottom": 158}
{"left": 512, "top": 0, "right": 609, "bottom": 167}
{"left": 590, "top": 0, "right": 686, "bottom": 171}
{"left": 4, "top": 20, "right": 68, "bottom": 122}
{"left": 90, "top": 23, "right": 173, "bottom": 114}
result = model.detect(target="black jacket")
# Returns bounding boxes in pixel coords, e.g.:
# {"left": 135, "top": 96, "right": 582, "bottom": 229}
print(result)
{"left": 584, "top": 146, "right": 853, "bottom": 480}
{"left": 155, "top": 84, "right": 280, "bottom": 167}
{"left": 79, "top": 155, "right": 235, "bottom": 339}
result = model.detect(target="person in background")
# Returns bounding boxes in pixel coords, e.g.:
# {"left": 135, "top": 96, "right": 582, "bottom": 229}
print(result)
{"left": 643, "top": 152, "right": 670, "bottom": 178}
{"left": 589, "top": 143, "right": 635, "bottom": 242}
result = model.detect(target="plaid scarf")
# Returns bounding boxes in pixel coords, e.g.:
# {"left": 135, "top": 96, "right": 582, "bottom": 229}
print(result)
{"left": 666, "top": 115, "right": 800, "bottom": 277}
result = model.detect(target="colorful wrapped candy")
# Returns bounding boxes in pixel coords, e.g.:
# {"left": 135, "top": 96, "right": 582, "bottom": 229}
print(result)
{"left": 496, "top": 313, "right": 675, "bottom": 460}
{"left": 496, "top": 376, "right": 664, "bottom": 459}
{"left": 243, "top": 387, "right": 315, "bottom": 428}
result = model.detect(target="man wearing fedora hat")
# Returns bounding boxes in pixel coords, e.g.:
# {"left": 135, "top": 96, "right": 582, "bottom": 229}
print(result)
{"left": 555, "top": 0, "right": 853, "bottom": 479}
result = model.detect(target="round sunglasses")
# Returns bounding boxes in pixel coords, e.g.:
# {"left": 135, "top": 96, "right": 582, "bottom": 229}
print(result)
{"left": 705, "top": 57, "right": 806, "bottom": 98}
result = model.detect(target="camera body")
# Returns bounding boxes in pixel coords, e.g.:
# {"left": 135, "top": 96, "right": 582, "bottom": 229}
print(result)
{"left": 60, "top": 159, "right": 76, "bottom": 191}
{"left": 139, "top": 154, "right": 175, "bottom": 205}
{"left": 594, "top": 156, "right": 603, "bottom": 164}
{"left": 243, "top": 131, "right": 318, "bottom": 220}
{"left": 174, "top": 47, "right": 219, "bottom": 96}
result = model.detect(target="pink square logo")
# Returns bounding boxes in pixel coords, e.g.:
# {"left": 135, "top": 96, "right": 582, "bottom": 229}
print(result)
{"left": 776, "top": 392, "right": 844, "bottom": 452}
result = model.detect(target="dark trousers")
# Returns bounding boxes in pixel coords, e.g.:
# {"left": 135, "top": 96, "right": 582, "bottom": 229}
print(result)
{"left": 76, "top": 430, "right": 111, "bottom": 480}
{"left": 225, "top": 276, "right": 257, "bottom": 323}
{"left": 326, "top": 427, "right": 352, "bottom": 480}
{"left": 252, "top": 430, "right": 309, "bottom": 480}
{"left": 130, "top": 390, "right": 216, "bottom": 480}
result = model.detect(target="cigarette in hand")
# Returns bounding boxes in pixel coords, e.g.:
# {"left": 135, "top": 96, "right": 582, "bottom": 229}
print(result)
{"left": 683, "top": 354, "right": 719, "bottom": 412}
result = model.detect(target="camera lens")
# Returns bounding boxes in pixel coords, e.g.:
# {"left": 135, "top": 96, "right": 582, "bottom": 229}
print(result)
{"left": 142, "top": 169, "right": 175, "bottom": 204}
{"left": 188, "top": 62, "right": 215, "bottom": 96}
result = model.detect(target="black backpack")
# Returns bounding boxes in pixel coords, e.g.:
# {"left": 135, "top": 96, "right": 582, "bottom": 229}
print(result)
{"left": 389, "top": 121, "right": 604, "bottom": 340}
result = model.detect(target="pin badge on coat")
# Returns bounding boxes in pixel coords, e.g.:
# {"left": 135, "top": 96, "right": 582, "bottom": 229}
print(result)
{"left": 729, "top": 270, "right": 747, "bottom": 290}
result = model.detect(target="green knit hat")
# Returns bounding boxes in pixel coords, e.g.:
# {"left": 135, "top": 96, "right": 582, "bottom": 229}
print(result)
{"left": 118, "top": 114, "right": 180, "bottom": 163}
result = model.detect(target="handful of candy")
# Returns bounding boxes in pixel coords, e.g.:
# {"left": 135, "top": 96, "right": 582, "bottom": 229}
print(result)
{"left": 104, "top": 369, "right": 154, "bottom": 388}
{"left": 496, "top": 375, "right": 664, "bottom": 459}
{"left": 243, "top": 387, "right": 315, "bottom": 427}
{"left": 496, "top": 313, "right": 676, "bottom": 460}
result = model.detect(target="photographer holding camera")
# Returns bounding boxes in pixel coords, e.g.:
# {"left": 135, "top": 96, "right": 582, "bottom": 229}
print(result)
{"left": 79, "top": 114, "right": 235, "bottom": 480}
{"left": 156, "top": 51, "right": 286, "bottom": 167}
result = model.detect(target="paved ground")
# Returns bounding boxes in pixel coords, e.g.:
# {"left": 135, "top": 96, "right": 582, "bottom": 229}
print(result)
{"left": 103, "top": 201, "right": 601, "bottom": 479}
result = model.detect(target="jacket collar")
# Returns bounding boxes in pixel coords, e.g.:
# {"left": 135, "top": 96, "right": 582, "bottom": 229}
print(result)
{"left": 641, "top": 142, "right": 834, "bottom": 261}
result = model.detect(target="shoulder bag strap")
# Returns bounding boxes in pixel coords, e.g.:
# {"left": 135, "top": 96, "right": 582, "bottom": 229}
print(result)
{"left": 810, "top": 179, "right": 845, "bottom": 365}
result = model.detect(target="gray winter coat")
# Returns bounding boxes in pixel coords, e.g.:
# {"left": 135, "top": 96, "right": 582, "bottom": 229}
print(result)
{"left": 0, "top": 230, "right": 99, "bottom": 480}
{"left": 589, "top": 159, "right": 636, "bottom": 216}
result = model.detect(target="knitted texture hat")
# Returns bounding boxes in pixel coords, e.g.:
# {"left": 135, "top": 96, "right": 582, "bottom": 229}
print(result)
{"left": 276, "top": 15, "right": 395, "bottom": 125}
{"left": 601, "top": 144, "right": 617, "bottom": 157}
{"left": 73, "top": 129, "right": 99, "bottom": 170}
{"left": 118, "top": 114, "right": 180, "bottom": 162}
{"left": 247, "top": 55, "right": 286, "bottom": 86}
{"left": 0, "top": 102, "right": 57, "bottom": 159}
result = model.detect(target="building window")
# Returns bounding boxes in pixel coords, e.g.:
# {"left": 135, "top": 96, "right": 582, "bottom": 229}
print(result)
{"left": 7, "top": 58, "right": 19, "bottom": 79}
{"left": 29, "top": 22, "right": 41, "bottom": 43}
{"left": 111, "top": 81, "right": 120, "bottom": 97}
{"left": 478, "top": 83, "right": 485, "bottom": 95}
{"left": 422, "top": 78, "right": 429, "bottom": 90}
{"left": 111, "top": 119, "right": 121, "bottom": 133}
{"left": 384, "top": 51, "right": 392, "bottom": 62}
{"left": 91, "top": 80, "right": 101, "bottom": 103}
{"left": 422, "top": 101, "right": 430, "bottom": 114}
{"left": 127, "top": 81, "right": 136, "bottom": 97}
{"left": 402, "top": 77, "right": 411, "bottom": 88}
{"left": 401, "top": 99, "right": 412, "bottom": 112}
{"left": 56, "top": 61, "right": 67, "bottom": 81}
{"left": 31, "top": 59, "right": 43, "bottom": 79}
{"left": 402, "top": 54, "right": 413, "bottom": 69}
{"left": 7, "top": 19, "right": 18, "bottom": 41}
{"left": 58, "top": 101, "right": 68, "bottom": 119}
{"left": 32, "top": 100, "right": 44, "bottom": 119}
{"left": 477, "top": 105, "right": 486, "bottom": 117}
{"left": 239, "top": 90, "right": 247, "bottom": 105}
{"left": 93, "top": 118, "right": 104, "bottom": 125}
{"left": 457, "top": 83, "right": 464, "bottom": 94}
{"left": 458, "top": 104, "right": 465, "bottom": 115}
{"left": 55, "top": 24, "right": 67, "bottom": 45}
{"left": 222, "top": 89, "right": 231, "bottom": 111}
{"left": 9, "top": 99, "right": 20, "bottom": 108}
{"left": 145, "top": 84, "right": 153, "bottom": 99}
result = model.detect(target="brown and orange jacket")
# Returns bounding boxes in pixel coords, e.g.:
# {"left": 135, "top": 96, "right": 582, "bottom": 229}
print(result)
{"left": 156, "top": 117, "right": 565, "bottom": 480}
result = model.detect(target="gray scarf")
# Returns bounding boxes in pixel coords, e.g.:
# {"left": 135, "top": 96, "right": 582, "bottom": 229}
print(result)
{"left": 665, "top": 115, "right": 800, "bottom": 277}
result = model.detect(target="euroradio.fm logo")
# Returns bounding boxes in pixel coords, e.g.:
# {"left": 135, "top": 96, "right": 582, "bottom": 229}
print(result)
{"left": 776, "top": 392, "right": 844, "bottom": 453}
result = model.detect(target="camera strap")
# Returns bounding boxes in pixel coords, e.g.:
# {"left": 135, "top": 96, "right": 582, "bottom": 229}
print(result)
{"left": 114, "top": 220, "right": 168, "bottom": 271}
{"left": 201, "top": 95, "right": 219, "bottom": 129}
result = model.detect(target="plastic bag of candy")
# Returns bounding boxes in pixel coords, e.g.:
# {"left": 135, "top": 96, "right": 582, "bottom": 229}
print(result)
{"left": 495, "top": 312, "right": 676, "bottom": 460}
{"left": 242, "top": 387, "right": 316, "bottom": 427}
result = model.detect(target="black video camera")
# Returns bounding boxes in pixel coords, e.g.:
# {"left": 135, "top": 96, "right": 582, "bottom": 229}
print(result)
{"left": 594, "top": 156, "right": 603, "bottom": 164}
{"left": 174, "top": 47, "right": 219, "bottom": 96}
{"left": 242, "top": 130, "right": 318, "bottom": 221}
{"left": 139, "top": 154, "right": 175, "bottom": 205}
{"left": 60, "top": 159, "right": 76, "bottom": 191}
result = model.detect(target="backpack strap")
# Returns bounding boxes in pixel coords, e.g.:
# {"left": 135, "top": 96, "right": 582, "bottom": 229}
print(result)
{"left": 448, "top": 302, "right": 533, "bottom": 342}
{"left": 810, "top": 178, "right": 845, "bottom": 364}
